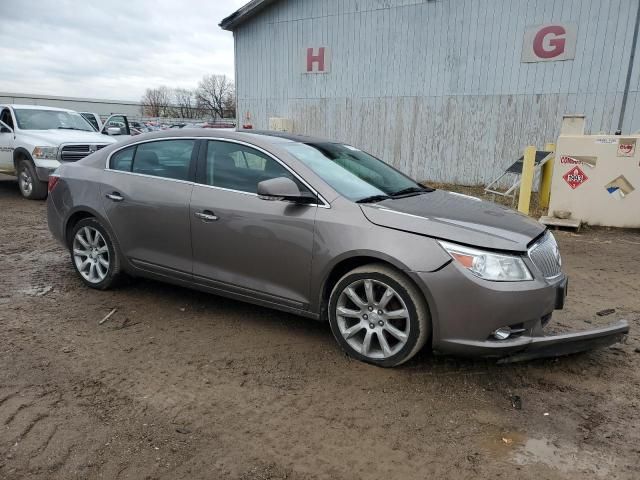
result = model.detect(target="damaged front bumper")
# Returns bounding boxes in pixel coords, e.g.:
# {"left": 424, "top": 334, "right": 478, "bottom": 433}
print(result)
{"left": 413, "top": 264, "right": 630, "bottom": 362}
{"left": 438, "top": 320, "right": 630, "bottom": 363}
{"left": 498, "top": 320, "right": 629, "bottom": 363}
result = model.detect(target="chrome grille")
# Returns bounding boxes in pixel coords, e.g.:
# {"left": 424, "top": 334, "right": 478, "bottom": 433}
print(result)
{"left": 60, "top": 144, "right": 107, "bottom": 162}
{"left": 528, "top": 231, "right": 562, "bottom": 279}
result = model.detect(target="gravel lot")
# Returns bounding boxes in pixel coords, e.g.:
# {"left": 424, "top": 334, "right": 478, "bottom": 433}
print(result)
{"left": 1, "top": 174, "right": 639, "bottom": 480}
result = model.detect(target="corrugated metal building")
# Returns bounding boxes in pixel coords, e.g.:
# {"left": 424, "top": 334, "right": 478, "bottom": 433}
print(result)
{"left": 221, "top": 0, "right": 640, "bottom": 185}
{"left": 0, "top": 92, "right": 142, "bottom": 118}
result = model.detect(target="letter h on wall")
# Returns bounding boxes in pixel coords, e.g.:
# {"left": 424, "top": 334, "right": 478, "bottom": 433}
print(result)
{"left": 305, "top": 47, "right": 330, "bottom": 73}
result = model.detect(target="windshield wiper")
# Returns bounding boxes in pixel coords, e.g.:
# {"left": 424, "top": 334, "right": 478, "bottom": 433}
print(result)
{"left": 57, "top": 127, "right": 85, "bottom": 130}
{"left": 389, "top": 186, "right": 433, "bottom": 197}
{"left": 356, "top": 194, "right": 391, "bottom": 204}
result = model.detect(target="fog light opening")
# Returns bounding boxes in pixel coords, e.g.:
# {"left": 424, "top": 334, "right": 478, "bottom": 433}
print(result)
{"left": 492, "top": 327, "right": 512, "bottom": 340}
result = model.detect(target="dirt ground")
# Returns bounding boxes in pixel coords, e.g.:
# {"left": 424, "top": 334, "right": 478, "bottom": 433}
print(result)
{"left": 1, "top": 174, "right": 639, "bottom": 480}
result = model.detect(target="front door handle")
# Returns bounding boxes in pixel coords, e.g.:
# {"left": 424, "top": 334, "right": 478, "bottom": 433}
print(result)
{"left": 105, "top": 192, "right": 124, "bottom": 202}
{"left": 194, "top": 210, "right": 218, "bottom": 222}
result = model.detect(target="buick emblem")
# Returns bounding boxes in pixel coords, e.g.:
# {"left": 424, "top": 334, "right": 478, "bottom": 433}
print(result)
{"left": 89, "top": 145, "right": 97, "bottom": 153}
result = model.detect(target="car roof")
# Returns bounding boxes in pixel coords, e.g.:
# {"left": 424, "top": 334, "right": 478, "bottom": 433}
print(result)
{"left": 0, "top": 104, "right": 76, "bottom": 113}
{"left": 128, "top": 128, "right": 334, "bottom": 146}
{"left": 110, "top": 128, "right": 336, "bottom": 148}
{"left": 243, "top": 129, "right": 334, "bottom": 144}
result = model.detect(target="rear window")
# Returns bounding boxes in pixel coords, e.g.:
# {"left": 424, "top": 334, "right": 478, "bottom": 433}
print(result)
{"left": 109, "top": 139, "right": 196, "bottom": 181}
{"left": 110, "top": 146, "right": 134, "bottom": 171}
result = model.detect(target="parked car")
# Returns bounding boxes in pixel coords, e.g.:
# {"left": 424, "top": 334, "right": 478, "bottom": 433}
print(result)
{"left": 46, "top": 130, "right": 629, "bottom": 366}
{"left": 0, "top": 104, "right": 129, "bottom": 199}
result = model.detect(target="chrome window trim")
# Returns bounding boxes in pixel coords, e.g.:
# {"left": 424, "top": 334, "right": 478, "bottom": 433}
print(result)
{"left": 104, "top": 136, "right": 331, "bottom": 208}
{"left": 103, "top": 169, "right": 195, "bottom": 186}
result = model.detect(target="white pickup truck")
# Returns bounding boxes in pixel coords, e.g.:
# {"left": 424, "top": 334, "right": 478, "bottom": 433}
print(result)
{"left": 0, "top": 104, "right": 130, "bottom": 199}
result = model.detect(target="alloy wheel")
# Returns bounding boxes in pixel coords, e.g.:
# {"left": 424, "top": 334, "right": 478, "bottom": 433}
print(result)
{"left": 335, "top": 279, "right": 410, "bottom": 359}
{"left": 73, "top": 226, "right": 110, "bottom": 284}
{"left": 19, "top": 169, "right": 33, "bottom": 196}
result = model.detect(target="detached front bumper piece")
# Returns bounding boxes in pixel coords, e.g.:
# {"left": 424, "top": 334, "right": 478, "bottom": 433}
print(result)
{"left": 498, "top": 320, "right": 630, "bottom": 363}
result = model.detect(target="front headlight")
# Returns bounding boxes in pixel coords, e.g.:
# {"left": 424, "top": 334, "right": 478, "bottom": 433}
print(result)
{"left": 438, "top": 240, "right": 533, "bottom": 281}
{"left": 32, "top": 146, "right": 59, "bottom": 160}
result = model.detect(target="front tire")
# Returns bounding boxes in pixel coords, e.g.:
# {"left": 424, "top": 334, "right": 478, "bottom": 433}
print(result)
{"left": 17, "top": 159, "right": 48, "bottom": 200}
{"left": 70, "top": 218, "right": 122, "bottom": 290}
{"left": 328, "top": 263, "right": 431, "bottom": 367}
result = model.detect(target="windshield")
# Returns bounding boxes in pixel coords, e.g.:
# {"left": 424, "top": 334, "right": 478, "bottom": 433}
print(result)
{"left": 14, "top": 109, "right": 95, "bottom": 131}
{"left": 283, "top": 142, "right": 426, "bottom": 201}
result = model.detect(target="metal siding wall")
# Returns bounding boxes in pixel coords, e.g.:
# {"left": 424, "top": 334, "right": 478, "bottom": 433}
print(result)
{"left": 235, "top": 0, "right": 639, "bottom": 185}
{"left": 0, "top": 93, "right": 141, "bottom": 117}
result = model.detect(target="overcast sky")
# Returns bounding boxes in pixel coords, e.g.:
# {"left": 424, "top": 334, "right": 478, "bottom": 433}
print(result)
{"left": 0, "top": 0, "right": 246, "bottom": 101}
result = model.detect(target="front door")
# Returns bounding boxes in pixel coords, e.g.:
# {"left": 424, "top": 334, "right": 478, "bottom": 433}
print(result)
{"left": 102, "top": 114, "right": 131, "bottom": 137}
{"left": 100, "top": 138, "right": 198, "bottom": 279}
{"left": 190, "top": 140, "right": 317, "bottom": 308}
{"left": 0, "top": 108, "right": 16, "bottom": 171}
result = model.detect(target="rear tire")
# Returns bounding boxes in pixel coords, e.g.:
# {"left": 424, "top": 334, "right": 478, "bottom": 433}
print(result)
{"left": 328, "top": 263, "right": 431, "bottom": 367}
{"left": 70, "top": 218, "right": 122, "bottom": 290}
{"left": 17, "top": 159, "right": 47, "bottom": 200}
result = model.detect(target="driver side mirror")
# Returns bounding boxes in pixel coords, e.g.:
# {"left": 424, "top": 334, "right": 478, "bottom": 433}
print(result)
{"left": 257, "top": 177, "right": 316, "bottom": 204}
{"left": 105, "top": 126, "right": 122, "bottom": 136}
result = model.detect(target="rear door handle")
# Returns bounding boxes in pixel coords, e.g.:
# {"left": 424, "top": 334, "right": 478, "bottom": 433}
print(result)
{"left": 194, "top": 210, "right": 218, "bottom": 222}
{"left": 105, "top": 192, "right": 124, "bottom": 202}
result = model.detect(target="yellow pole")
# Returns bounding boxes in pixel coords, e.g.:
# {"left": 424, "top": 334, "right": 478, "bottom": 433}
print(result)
{"left": 539, "top": 142, "right": 556, "bottom": 209}
{"left": 518, "top": 146, "right": 536, "bottom": 215}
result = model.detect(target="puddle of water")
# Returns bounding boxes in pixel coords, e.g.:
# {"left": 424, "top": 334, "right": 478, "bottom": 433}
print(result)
{"left": 512, "top": 437, "right": 615, "bottom": 478}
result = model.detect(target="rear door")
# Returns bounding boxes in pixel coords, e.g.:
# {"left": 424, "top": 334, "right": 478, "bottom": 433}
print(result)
{"left": 189, "top": 139, "right": 318, "bottom": 309}
{"left": 100, "top": 138, "right": 199, "bottom": 280}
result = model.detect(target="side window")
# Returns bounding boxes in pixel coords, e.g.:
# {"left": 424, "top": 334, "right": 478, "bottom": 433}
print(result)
{"left": 204, "top": 141, "right": 307, "bottom": 195}
{"left": 110, "top": 146, "right": 135, "bottom": 172}
{"left": 0, "top": 109, "right": 14, "bottom": 129}
{"left": 132, "top": 139, "right": 196, "bottom": 181}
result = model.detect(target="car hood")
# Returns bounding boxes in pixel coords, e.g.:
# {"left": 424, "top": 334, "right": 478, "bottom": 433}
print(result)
{"left": 359, "top": 190, "right": 545, "bottom": 252}
{"left": 18, "top": 129, "right": 118, "bottom": 146}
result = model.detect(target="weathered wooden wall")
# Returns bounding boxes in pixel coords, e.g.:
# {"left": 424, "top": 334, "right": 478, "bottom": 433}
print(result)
{"left": 234, "top": 0, "right": 640, "bottom": 184}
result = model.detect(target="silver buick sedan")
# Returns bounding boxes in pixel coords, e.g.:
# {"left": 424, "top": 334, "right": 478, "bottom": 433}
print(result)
{"left": 47, "top": 130, "right": 628, "bottom": 367}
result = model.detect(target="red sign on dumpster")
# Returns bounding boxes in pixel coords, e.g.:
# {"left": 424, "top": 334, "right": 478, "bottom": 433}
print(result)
{"left": 563, "top": 166, "right": 589, "bottom": 189}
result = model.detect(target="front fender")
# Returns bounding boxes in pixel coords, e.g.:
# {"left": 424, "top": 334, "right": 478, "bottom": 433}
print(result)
{"left": 309, "top": 201, "right": 451, "bottom": 314}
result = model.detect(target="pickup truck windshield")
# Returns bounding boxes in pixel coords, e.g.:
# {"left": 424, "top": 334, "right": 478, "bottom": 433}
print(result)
{"left": 14, "top": 109, "right": 94, "bottom": 132}
{"left": 283, "top": 142, "right": 429, "bottom": 201}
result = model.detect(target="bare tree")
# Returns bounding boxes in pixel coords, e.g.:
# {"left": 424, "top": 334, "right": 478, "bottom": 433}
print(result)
{"left": 196, "top": 75, "right": 234, "bottom": 119}
{"left": 173, "top": 88, "right": 199, "bottom": 119}
{"left": 141, "top": 86, "right": 171, "bottom": 117}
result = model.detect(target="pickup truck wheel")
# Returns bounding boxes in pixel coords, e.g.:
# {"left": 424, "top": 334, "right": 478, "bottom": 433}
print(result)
{"left": 328, "top": 263, "right": 431, "bottom": 368}
{"left": 70, "top": 218, "right": 122, "bottom": 290}
{"left": 17, "top": 159, "right": 47, "bottom": 200}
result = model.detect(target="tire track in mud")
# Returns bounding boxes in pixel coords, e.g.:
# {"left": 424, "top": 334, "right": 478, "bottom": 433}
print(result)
{"left": 0, "top": 387, "right": 71, "bottom": 476}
